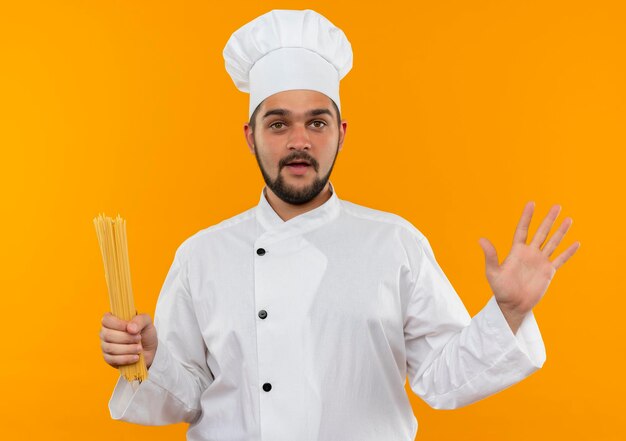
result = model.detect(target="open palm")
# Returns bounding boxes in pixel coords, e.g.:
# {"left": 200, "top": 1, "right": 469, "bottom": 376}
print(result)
{"left": 479, "top": 202, "right": 580, "bottom": 323}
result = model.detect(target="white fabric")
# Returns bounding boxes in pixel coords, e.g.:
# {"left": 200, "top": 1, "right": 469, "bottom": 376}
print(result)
{"left": 109, "top": 182, "right": 546, "bottom": 440}
{"left": 222, "top": 9, "right": 353, "bottom": 118}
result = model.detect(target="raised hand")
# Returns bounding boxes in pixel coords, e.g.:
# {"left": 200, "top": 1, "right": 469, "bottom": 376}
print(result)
{"left": 478, "top": 202, "right": 580, "bottom": 333}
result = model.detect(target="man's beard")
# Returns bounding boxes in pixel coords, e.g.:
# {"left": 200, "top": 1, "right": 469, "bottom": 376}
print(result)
{"left": 253, "top": 141, "right": 340, "bottom": 206}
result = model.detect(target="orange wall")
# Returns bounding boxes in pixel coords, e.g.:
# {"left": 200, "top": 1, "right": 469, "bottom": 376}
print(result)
{"left": 1, "top": 1, "right": 624, "bottom": 439}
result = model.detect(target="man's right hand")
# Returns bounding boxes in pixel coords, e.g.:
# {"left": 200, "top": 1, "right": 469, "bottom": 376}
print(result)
{"left": 100, "top": 312, "right": 158, "bottom": 369}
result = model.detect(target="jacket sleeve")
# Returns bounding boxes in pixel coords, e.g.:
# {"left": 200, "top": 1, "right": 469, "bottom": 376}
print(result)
{"left": 108, "top": 243, "right": 213, "bottom": 425}
{"left": 404, "top": 236, "right": 546, "bottom": 410}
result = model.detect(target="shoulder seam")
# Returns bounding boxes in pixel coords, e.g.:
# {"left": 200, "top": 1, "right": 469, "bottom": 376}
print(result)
{"left": 339, "top": 201, "right": 427, "bottom": 243}
{"left": 182, "top": 208, "right": 256, "bottom": 244}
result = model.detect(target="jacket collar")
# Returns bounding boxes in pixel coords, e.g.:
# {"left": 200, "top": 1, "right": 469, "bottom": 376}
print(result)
{"left": 255, "top": 181, "right": 341, "bottom": 243}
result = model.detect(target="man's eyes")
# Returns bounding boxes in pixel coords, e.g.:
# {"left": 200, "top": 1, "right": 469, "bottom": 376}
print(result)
{"left": 269, "top": 121, "right": 327, "bottom": 130}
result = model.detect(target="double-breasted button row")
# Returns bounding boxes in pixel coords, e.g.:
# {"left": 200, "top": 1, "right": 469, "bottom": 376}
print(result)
{"left": 258, "top": 310, "right": 268, "bottom": 389}
{"left": 255, "top": 248, "right": 267, "bottom": 317}
{"left": 257, "top": 247, "right": 270, "bottom": 392}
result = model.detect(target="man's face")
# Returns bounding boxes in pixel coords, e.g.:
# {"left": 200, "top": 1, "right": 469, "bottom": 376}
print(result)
{"left": 244, "top": 90, "right": 347, "bottom": 205}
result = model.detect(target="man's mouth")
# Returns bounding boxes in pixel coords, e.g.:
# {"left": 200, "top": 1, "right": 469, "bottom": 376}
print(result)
{"left": 286, "top": 160, "right": 311, "bottom": 166}
{"left": 285, "top": 159, "right": 312, "bottom": 175}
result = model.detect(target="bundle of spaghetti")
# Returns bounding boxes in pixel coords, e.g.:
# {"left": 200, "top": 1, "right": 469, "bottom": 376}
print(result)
{"left": 94, "top": 214, "right": 148, "bottom": 383}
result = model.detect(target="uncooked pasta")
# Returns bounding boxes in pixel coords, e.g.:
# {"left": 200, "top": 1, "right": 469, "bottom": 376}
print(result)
{"left": 94, "top": 214, "right": 148, "bottom": 383}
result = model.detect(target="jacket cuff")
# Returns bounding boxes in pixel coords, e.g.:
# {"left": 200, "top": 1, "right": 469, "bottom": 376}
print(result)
{"left": 480, "top": 296, "right": 546, "bottom": 369}
{"left": 108, "top": 340, "right": 174, "bottom": 422}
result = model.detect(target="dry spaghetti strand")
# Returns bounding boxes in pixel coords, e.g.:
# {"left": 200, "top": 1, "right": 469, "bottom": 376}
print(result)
{"left": 94, "top": 214, "right": 148, "bottom": 383}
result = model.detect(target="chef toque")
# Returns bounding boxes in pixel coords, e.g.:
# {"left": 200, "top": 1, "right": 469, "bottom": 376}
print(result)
{"left": 223, "top": 9, "right": 353, "bottom": 119}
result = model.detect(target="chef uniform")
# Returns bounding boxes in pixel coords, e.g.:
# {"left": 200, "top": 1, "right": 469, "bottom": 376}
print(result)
{"left": 108, "top": 9, "right": 546, "bottom": 441}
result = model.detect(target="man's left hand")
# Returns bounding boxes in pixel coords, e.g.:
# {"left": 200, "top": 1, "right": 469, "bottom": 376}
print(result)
{"left": 479, "top": 202, "right": 580, "bottom": 334}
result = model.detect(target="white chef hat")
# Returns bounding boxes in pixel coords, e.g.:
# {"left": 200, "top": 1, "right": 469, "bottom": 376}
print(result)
{"left": 223, "top": 9, "right": 353, "bottom": 119}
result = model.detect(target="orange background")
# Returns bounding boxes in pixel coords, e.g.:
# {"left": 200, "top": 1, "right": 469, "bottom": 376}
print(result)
{"left": 1, "top": 1, "right": 624, "bottom": 439}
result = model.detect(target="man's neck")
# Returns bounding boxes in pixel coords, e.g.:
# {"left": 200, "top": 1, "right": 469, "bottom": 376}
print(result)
{"left": 264, "top": 183, "right": 333, "bottom": 222}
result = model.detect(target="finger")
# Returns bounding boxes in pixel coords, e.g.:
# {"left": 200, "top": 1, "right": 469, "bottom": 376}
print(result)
{"left": 127, "top": 313, "right": 153, "bottom": 335}
{"left": 101, "top": 341, "right": 143, "bottom": 356}
{"left": 103, "top": 353, "right": 140, "bottom": 368}
{"left": 100, "top": 327, "right": 142, "bottom": 344}
{"left": 552, "top": 241, "right": 580, "bottom": 270}
{"left": 479, "top": 237, "right": 500, "bottom": 277}
{"left": 512, "top": 201, "right": 535, "bottom": 245}
{"left": 542, "top": 217, "right": 573, "bottom": 257}
{"left": 530, "top": 204, "right": 562, "bottom": 248}
{"left": 102, "top": 312, "right": 128, "bottom": 332}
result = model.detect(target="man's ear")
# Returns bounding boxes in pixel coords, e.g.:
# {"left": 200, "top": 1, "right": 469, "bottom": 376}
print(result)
{"left": 243, "top": 123, "right": 255, "bottom": 154}
{"left": 338, "top": 120, "right": 348, "bottom": 152}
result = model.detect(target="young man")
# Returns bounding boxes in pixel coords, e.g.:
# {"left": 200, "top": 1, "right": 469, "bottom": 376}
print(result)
{"left": 100, "top": 9, "right": 579, "bottom": 440}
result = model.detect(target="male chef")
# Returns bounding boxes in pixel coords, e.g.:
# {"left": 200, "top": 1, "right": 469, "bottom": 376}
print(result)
{"left": 99, "top": 9, "right": 579, "bottom": 441}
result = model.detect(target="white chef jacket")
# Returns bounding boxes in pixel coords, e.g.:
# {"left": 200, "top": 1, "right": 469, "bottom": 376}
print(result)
{"left": 109, "top": 181, "right": 546, "bottom": 441}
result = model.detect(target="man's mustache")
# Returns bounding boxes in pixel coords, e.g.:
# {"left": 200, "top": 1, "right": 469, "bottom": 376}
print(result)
{"left": 280, "top": 153, "right": 319, "bottom": 171}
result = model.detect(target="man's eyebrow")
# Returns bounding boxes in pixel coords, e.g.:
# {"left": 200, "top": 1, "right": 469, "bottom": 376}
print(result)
{"left": 308, "top": 108, "right": 333, "bottom": 118}
{"left": 262, "top": 108, "right": 290, "bottom": 119}
{"left": 262, "top": 108, "right": 334, "bottom": 119}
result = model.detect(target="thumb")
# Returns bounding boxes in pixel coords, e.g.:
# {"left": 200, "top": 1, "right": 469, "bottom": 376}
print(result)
{"left": 127, "top": 313, "right": 153, "bottom": 335}
{"left": 479, "top": 237, "right": 500, "bottom": 277}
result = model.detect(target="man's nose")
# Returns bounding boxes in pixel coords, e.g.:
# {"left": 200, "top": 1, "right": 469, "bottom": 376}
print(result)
{"left": 287, "top": 124, "right": 311, "bottom": 150}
